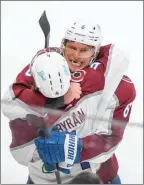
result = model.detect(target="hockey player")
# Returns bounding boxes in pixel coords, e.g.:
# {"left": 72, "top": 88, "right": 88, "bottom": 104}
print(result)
{"left": 2, "top": 19, "right": 136, "bottom": 184}
{"left": 33, "top": 19, "right": 136, "bottom": 184}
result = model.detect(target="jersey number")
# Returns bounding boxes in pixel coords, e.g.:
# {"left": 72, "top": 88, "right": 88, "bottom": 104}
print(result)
{"left": 123, "top": 103, "right": 132, "bottom": 118}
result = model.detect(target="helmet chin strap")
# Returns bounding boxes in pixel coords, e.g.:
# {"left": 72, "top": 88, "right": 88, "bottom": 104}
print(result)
{"left": 88, "top": 47, "right": 100, "bottom": 66}
{"left": 88, "top": 57, "right": 95, "bottom": 66}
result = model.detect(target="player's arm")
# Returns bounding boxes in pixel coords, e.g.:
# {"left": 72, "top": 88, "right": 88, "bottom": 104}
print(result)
{"left": 1, "top": 64, "right": 64, "bottom": 166}
{"left": 2, "top": 64, "right": 66, "bottom": 120}
{"left": 80, "top": 81, "right": 136, "bottom": 163}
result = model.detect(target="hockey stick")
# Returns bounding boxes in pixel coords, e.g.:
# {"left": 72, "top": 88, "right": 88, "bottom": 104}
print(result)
{"left": 38, "top": 10, "right": 62, "bottom": 184}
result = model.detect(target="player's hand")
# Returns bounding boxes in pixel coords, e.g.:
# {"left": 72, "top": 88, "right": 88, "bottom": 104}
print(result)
{"left": 64, "top": 82, "right": 82, "bottom": 104}
{"left": 34, "top": 130, "right": 82, "bottom": 174}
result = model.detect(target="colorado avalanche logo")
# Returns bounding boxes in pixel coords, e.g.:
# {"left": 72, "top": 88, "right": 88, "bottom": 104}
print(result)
{"left": 71, "top": 70, "right": 86, "bottom": 82}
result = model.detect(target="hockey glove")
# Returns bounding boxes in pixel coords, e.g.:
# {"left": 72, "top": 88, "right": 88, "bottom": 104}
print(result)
{"left": 34, "top": 130, "right": 82, "bottom": 174}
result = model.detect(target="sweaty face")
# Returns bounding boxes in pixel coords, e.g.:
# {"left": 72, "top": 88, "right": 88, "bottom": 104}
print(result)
{"left": 63, "top": 41, "right": 95, "bottom": 72}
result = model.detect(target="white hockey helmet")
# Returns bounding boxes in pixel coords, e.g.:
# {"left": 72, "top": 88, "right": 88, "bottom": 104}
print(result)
{"left": 30, "top": 50, "right": 71, "bottom": 98}
{"left": 62, "top": 18, "right": 102, "bottom": 55}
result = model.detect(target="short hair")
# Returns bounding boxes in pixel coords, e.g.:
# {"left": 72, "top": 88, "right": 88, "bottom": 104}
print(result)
{"left": 69, "top": 171, "right": 102, "bottom": 184}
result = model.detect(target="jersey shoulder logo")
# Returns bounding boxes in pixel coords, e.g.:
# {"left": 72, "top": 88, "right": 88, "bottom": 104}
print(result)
{"left": 71, "top": 70, "right": 86, "bottom": 82}
{"left": 90, "top": 61, "right": 101, "bottom": 70}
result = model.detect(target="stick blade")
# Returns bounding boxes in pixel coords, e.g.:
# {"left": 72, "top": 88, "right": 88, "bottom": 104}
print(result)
{"left": 39, "top": 10, "right": 50, "bottom": 37}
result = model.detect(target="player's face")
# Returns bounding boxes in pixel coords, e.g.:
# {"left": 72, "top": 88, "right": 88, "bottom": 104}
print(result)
{"left": 64, "top": 41, "right": 95, "bottom": 72}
